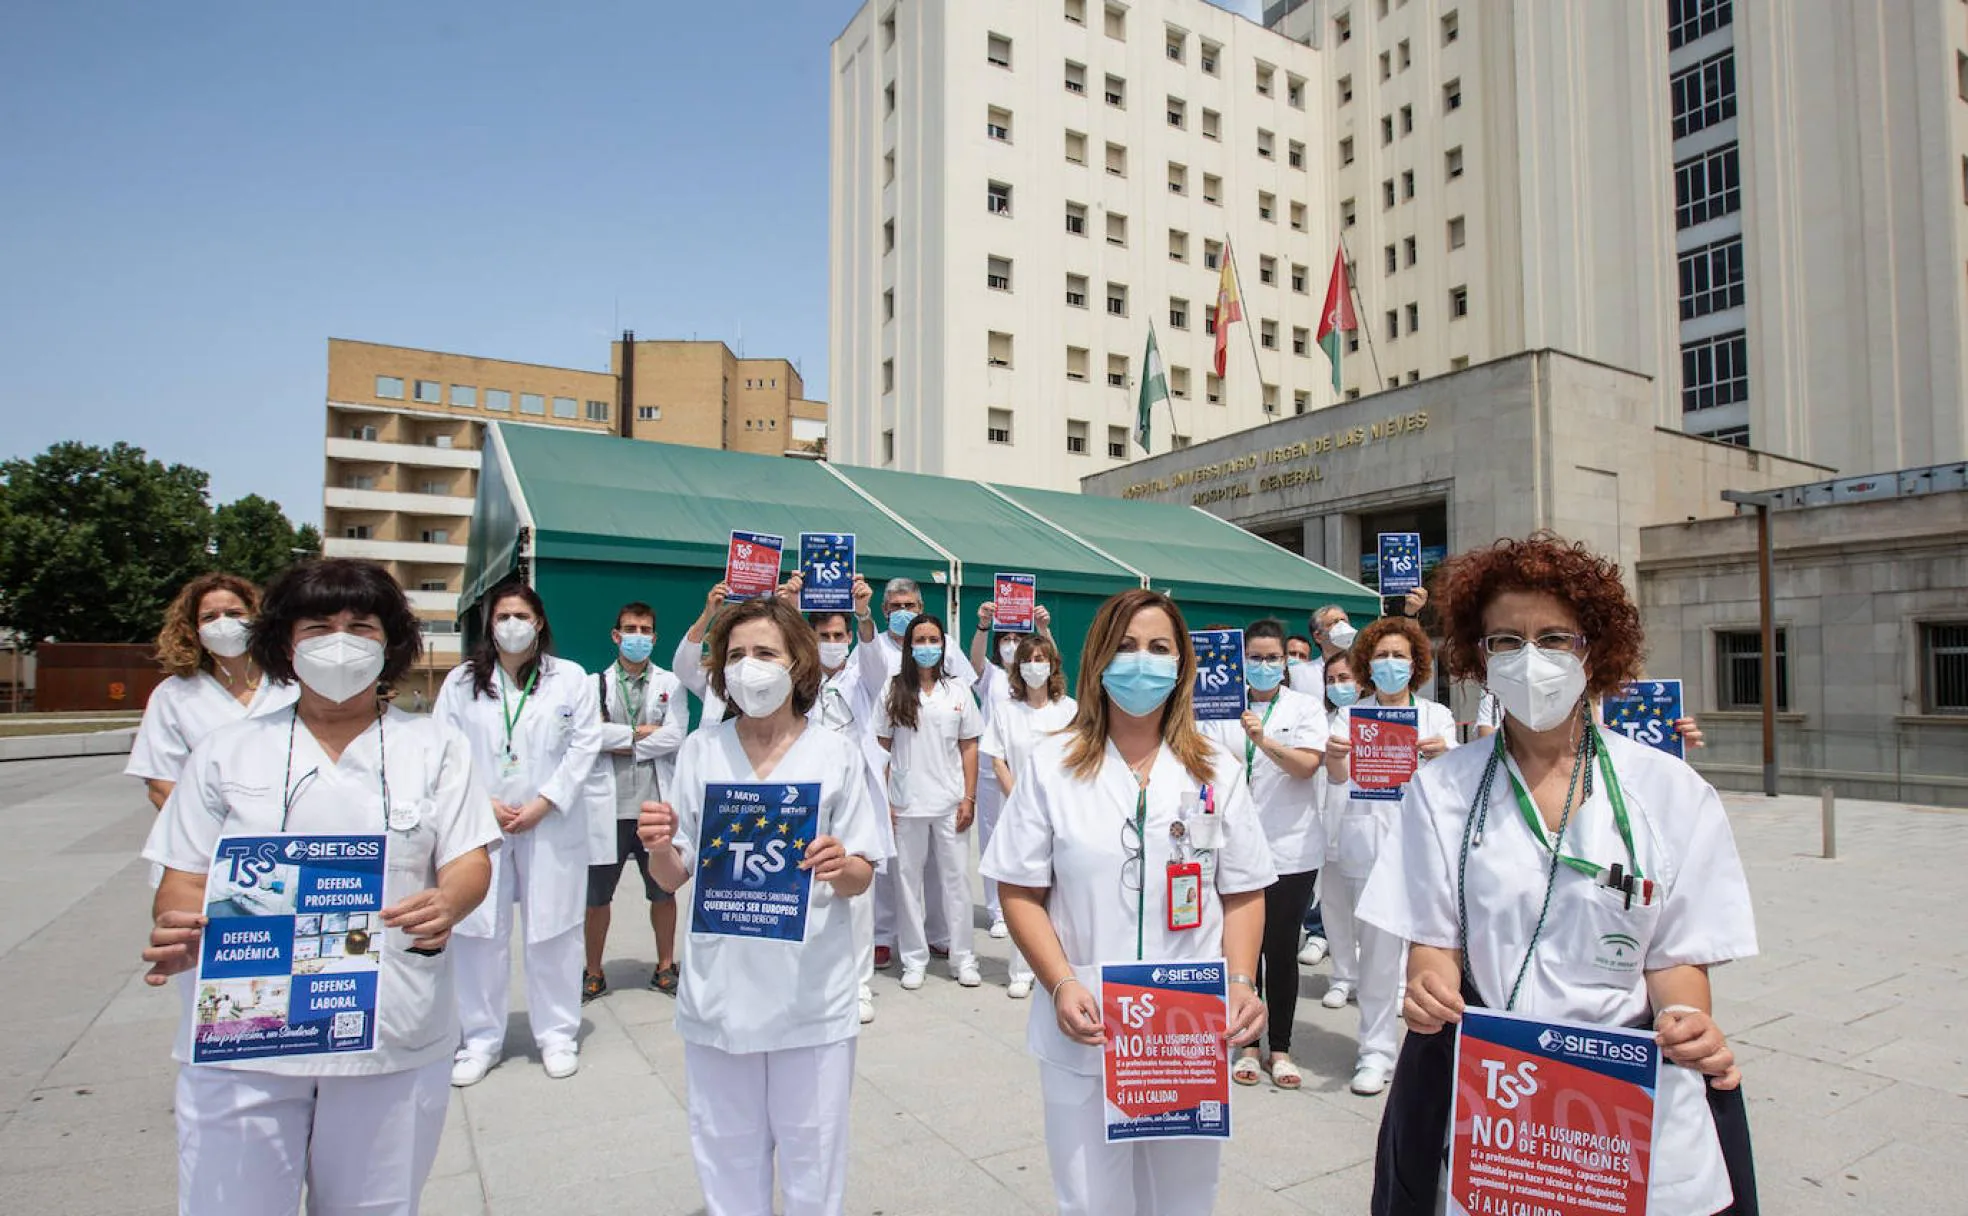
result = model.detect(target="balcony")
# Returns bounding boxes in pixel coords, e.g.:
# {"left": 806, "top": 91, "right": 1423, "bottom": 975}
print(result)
{"left": 323, "top": 536, "right": 468, "bottom": 565}
{"left": 325, "top": 437, "right": 480, "bottom": 470}
{"left": 406, "top": 590, "right": 458, "bottom": 613}
{"left": 324, "top": 487, "right": 475, "bottom": 516}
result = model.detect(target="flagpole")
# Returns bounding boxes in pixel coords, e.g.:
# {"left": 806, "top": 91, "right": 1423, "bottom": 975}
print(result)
{"left": 1152, "top": 320, "right": 1181, "bottom": 443}
{"left": 1227, "top": 239, "right": 1269, "bottom": 414}
{"left": 1335, "top": 231, "right": 1386, "bottom": 390}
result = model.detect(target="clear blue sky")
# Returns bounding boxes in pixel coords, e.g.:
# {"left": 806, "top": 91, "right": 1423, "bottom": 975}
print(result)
{"left": 0, "top": 0, "right": 1262, "bottom": 524}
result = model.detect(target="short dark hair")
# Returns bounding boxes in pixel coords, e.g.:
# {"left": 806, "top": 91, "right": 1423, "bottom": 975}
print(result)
{"left": 1286, "top": 633, "right": 1313, "bottom": 653}
{"left": 806, "top": 610, "right": 853, "bottom": 633}
{"left": 1246, "top": 618, "right": 1287, "bottom": 645}
{"left": 616, "top": 602, "right": 655, "bottom": 629}
{"left": 250, "top": 559, "right": 422, "bottom": 688}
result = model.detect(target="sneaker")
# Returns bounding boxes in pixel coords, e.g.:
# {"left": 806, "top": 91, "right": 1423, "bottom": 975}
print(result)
{"left": 581, "top": 971, "right": 608, "bottom": 1003}
{"left": 900, "top": 968, "right": 926, "bottom": 991}
{"left": 649, "top": 963, "right": 679, "bottom": 996}
{"left": 542, "top": 1045, "right": 580, "bottom": 1080}
{"left": 956, "top": 960, "right": 982, "bottom": 987}
{"left": 988, "top": 919, "right": 1010, "bottom": 940}
{"left": 450, "top": 1052, "right": 496, "bottom": 1088}
{"left": 859, "top": 984, "right": 876, "bottom": 1024}
{"left": 1322, "top": 981, "right": 1355, "bottom": 1009}
{"left": 1350, "top": 1062, "right": 1391, "bottom": 1096}
{"left": 1298, "top": 936, "right": 1329, "bottom": 966}
{"left": 874, "top": 946, "right": 894, "bottom": 969}
{"left": 1007, "top": 979, "right": 1034, "bottom": 1000}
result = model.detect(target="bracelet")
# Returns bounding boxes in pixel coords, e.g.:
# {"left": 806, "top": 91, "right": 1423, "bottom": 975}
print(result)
{"left": 1228, "top": 973, "right": 1257, "bottom": 989}
{"left": 1048, "top": 975, "right": 1084, "bottom": 1000}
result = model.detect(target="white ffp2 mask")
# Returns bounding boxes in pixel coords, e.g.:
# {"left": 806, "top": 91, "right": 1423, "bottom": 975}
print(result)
{"left": 1486, "top": 646, "right": 1589, "bottom": 733}
{"left": 493, "top": 618, "right": 538, "bottom": 655}
{"left": 724, "top": 657, "right": 794, "bottom": 718}
{"left": 199, "top": 617, "right": 252, "bottom": 658}
{"left": 294, "top": 632, "right": 385, "bottom": 704}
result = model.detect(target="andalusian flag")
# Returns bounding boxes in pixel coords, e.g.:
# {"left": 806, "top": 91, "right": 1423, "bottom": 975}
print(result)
{"left": 1136, "top": 324, "right": 1169, "bottom": 452}
{"left": 1316, "top": 247, "right": 1359, "bottom": 393}
{"left": 1212, "top": 239, "right": 1245, "bottom": 378}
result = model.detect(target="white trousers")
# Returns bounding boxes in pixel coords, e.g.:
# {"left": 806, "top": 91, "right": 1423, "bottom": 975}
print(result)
{"left": 685, "top": 1039, "right": 857, "bottom": 1216}
{"left": 1038, "top": 1064, "right": 1223, "bottom": 1216}
{"left": 1325, "top": 869, "right": 1406, "bottom": 1069}
{"left": 1322, "top": 866, "right": 1361, "bottom": 989}
{"left": 873, "top": 834, "right": 948, "bottom": 950}
{"left": 892, "top": 813, "right": 975, "bottom": 973}
{"left": 176, "top": 1059, "right": 449, "bottom": 1216}
{"left": 853, "top": 877, "right": 875, "bottom": 988}
{"left": 976, "top": 778, "right": 1006, "bottom": 921}
{"left": 453, "top": 850, "right": 583, "bottom": 1057}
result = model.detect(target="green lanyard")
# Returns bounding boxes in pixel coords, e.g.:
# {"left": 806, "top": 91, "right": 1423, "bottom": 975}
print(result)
{"left": 1502, "top": 728, "right": 1641, "bottom": 881}
{"left": 1244, "top": 694, "right": 1280, "bottom": 783}
{"left": 615, "top": 664, "right": 646, "bottom": 726}
{"left": 498, "top": 668, "right": 537, "bottom": 758}
{"left": 1132, "top": 782, "right": 1148, "bottom": 962}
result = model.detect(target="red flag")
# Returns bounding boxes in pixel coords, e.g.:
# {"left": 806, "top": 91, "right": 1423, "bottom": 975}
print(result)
{"left": 1213, "top": 240, "right": 1245, "bottom": 378}
{"left": 1315, "top": 248, "right": 1358, "bottom": 393}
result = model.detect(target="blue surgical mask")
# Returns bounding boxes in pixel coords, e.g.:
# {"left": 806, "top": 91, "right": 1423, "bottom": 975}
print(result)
{"left": 617, "top": 634, "right": 654, "bottom": 664}
{"left": 1327, "top": 680, "right": 1361, "bottom": 708}
{"left": 1370, "top": 657, "right": 1413, "bottom": 695}
{"left": 1245, "top": 658, "right": 1286, "bottom": 692}
{"left": 1102, "top": 651, "right": 1182, "bottom": 718}
{"left": 911, "top": 644, "right": 944, "bottom": 668}
{"left": 888, "top": 609, "right": 916, "bottom": 637}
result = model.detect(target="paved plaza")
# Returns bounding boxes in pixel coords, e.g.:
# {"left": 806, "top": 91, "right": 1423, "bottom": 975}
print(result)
{"left": 1, "top": 753, "right": 1963, "bottom": 1214}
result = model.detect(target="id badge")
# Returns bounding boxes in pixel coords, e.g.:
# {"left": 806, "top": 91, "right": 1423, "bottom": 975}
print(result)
{"left": 499, "top": 751, "right": 523, "bottom": 781}
{"left": 1188, "top": 814, "right": 1224, "bottom": 853}
{"left": 1167, "top": 862, "right": 1203, "bottom": 931}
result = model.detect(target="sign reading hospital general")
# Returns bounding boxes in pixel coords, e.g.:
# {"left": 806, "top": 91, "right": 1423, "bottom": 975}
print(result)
{"left": 1378, "top": 532, "right": 1424, "bottom": 595}
{"left": 798, "top": 533, "right": 857, "bottom": 613}
{"left": 724, "top": 530, "right": 785, "bottom": 601}
{"left": 1602, "top": 679, "right": 1685, "bottom": 760}
{"left": 1101, "top": 960, "right": 1232, "bottom": 1143}
{"left": 1349, "top": 706, "right": 1419, "bottom": 801}
{"left": 993, "top": 573, "right": 1038, "bottom": 633}
{"left": 1190, "top": 629, "right": 1247, "bottom": 722}
{"left": 691, "top": 782, "right": 822, "bottom": 942}
{"left": 193, "top": 834, "right": 386, "bottom": 1064}
{"left": 1448, "top": 1009, "right": 1660, "bottom": 1216}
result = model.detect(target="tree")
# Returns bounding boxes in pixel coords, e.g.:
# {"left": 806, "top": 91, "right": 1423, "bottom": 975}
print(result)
{"left": 213, "top": 494, "right": 315, "bottom": 586}
{"left": 0, "top": 442, "right": 213, "bottom": 648}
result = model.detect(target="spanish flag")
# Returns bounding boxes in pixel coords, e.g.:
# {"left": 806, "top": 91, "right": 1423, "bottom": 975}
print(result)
{"left": 1213, "top": 239, "right": 1245, "bottom": 378}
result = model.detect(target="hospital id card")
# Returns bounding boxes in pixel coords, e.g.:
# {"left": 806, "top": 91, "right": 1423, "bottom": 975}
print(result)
{"left": 1101, "top": 959, "right": 1232, "bottom": 1143}
{"left": 1166, "top": 862, "right": 1202, "bottom": 931}
{"left": 193, "top": 834, "right": 386, "bottom": 1064}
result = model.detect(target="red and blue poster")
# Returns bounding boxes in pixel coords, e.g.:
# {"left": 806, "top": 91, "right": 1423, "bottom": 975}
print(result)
{"left": 1379, "top": 531, "right": 1424, "bottom": 595}
{"left": 1190, "top": 629, "right": 1247, "bottom": 722}
{"left": 1101, "top": 960, "right": 1232, "bottom": 1143}
{"left": 725, "top": 530, "right": 785, "bottom": 601}
{"left": 1349, "top": 705, "right": 1418, "bottom": 801}
{"left": 993, "top": 573, "right": 1038, "bottom": 633}
{"left": 691, "top": 782, "right": 822, "bottom": 941}
{"left": 1602, "top": 679, "right": 1685, "bottom": 760}
{"left": 798, "top": 533, "right": 857, "bottom": 613}
{"left": 1449, "top": 1009, "right": 1660, "bottom": 1216}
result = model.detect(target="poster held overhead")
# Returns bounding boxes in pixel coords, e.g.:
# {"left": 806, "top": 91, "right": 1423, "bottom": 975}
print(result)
{"left": 725, "top": 530, "right": 785, "bottom": 601}
{"left": 993, "top": 573, "right": 1037, "bottom": 633}
{"left": 1378, "top": 532, "right": 1424, "bottom": 595}
{"left": 798, "top": 533, "right": 857, "bottom": 613}
{"left": 1190, "top": 630, "right": 1247, "bottom": 722}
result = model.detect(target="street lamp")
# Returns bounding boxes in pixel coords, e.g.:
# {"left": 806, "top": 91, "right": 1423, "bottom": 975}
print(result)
{"left": 1721, "top": 489, "right": 1781, "bottom": 796}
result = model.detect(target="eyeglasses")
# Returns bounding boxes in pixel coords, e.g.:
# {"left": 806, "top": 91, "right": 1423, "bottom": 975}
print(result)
{"left": 1479, "top": 631, "right": 1588, "bottom": 656}
{"left": 1120, "top": 814, "right": 1143, "bottom": 894}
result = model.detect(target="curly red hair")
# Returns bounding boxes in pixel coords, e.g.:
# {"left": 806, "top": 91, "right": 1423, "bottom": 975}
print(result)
{"left": 1349, "top": 616, "right": 1434, "bottom": 692}
{"left": 1433, "top": 532, "right": 1643, "bottom": 699}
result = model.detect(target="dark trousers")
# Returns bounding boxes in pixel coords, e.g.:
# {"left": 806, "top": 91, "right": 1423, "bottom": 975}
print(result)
{"left": 1258, "top": 868, "right": 1321, "bottom": 1055}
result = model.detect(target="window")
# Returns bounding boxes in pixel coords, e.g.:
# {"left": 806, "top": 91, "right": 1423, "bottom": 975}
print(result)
{"left": 1167, "top": 162, "right": 1187, "bottom": 195}
{"left": 1671, "top": 50, "right": 1736, "bottom": 139}
{"left": 1201, "top": 108, "right": 1220, "bottom": 140}
{"left": 1386, "top": 309, "right": 1400, "bottom": 340}
{"left": 987, "top": 106, "right": 1012, "bottom": 141}
{"left": 450, "top": 384, "right": 476, "bottom": 407}
{"left": 1206, "top": 373, "right": 1223, "bottom": 403}
{"left": 421, "top": 529, "right": 449, "bottom": 545}
{"left": 1106, "top": 282, "right": 1128, "bottom": 316}
{"left": 988, "top": 255, "right": 1012, "bottom": 291}
{"left": 1401, "top": 169, "right": 1415, "bottom": 199}
{"left": 1168, "top": 96, "right": 1186, "bottom": 128}
{"left": 1335, "top": 12, "right": 1351, "bottom": 44}
{"left": 375, "top": 375, "right": 404, "bottom": 399}
{"left": 884, "top": 219, "right": 896, "bottom": 251}
{"left": 1172, "top": 434, "right": 1192, "bottom": 450}
{"left": 1258, "top": 191, "right": 1275, "bottom": 222}
{"left": 1699, "top": 425, "right": 1750, "bottom": 446}
{"left": 1380, "top": 51, "right": 1392, "bottom": 81}
{"left": 585, "top": 399, "right": 610, "bottom": 422}
{"left": 1450, "top": 356, "right": 1470, "bottom": 371}
{"left": 1259, "top": 255, "right": 1277, "bottom": 285}
{"left": 1922, "top": 623, "right": 1968, "bottom": 714}
{"left": 987, "top": 331, "right": 1014, "bottom": 368}
{"left": 1400, "top": 104, "right": 1414, "bottom": 135}
{"left": 1202, "top": 173, "right": 1221, "bottom": 204}
{"left": 1681, "top": 331, "right": 1749, "bottom": 413}
{"left": 412, "top": 379, "right": 440, "bottom": 403}
{"left": 1347, "top": 330, "right": 1360, "bottom": 353}
{"left": 1165, "top": 27, "right": 1185, "bottom": 62}
{"left": 1383, "top": 178, "right": 1396, "bottom": 208}
{"left": 1204, "top": 240, "right": 1223, "bottom": 270}
{"left": 485, "top": 389, "right": 511, "bottom": 412}
{"left": 987, "top": 32, "right": 1012, "bottom": 68}
{"left": 1385, "top": 244, "right": 1399, "bottom": 275}
{"left": 1403, "top": 235, "right": 1417, "bottom": 267}
{"left": 1341, "top": 198, "right": 1357, "bottom": 228}
{"left": 1261, "top": 319, "right": 1278, "bottom": 350}
{"left": 344, "top": 474, "right": 376, "bottom": 490}
{"left": 552, "top": 396, "right": 577, "bottom": 418}
{"left": 1170, "top": 297, "right": 1189, "bottom": 329}
{"left": 882, "top": 359, "right": 896, "bottom": 393}
{"left": 1206, "top": 304, "right": 1217, "bottom": 335}
{"left": 885, "top": 82, "right": 895, "bottom": 114}
{"left": 1066, "top": 273, "right": 1089, "bottom": 307}
{"left": 1170, "top": 366, "right": 1190, "bottom": 398}
{"left": 1341, "top": 136, "right": 1356, "bottom": 166}
{"left": 1715, "top": 629, "right": 1788, "bottom": 710}
{"left": 1679, "top": 237, "right": 1747, "bottom": 319}
{"left": 1257, "top": 129, "right": 1275, "bottom": 159}
{"left": 1065, "top": 0, "right": 1085, "bottom": 24}
{"left": 343, "top": 525, "right": 371, "bottom": 540}
{"left": 1405, "top": 302, "right": 1420, "bottom": 333}
{"left": 1291, "top": 263, "right": 1308, "bottom": 293}
{"left": 1448, "top": 214, "right": 1467, "bottom": 248}
{"left": 881, "top": 9, "right": 895, "bottom": 47}
{"left": 1443, "top": 78, "right": 1462, "bottom": 112}
{"left": 1290, "top": 201, "right": 1307, "bottom": 232}
{"left": 1288, "top": 75, "right": 1305, "bottom": 109}
{"left": 1442, "top": 9, "right": 1459, "bottom": 43}
{"left": 1066, "top": 129, "right": 1087, "bottom": 164}
{"left": 1446, "top": 145, "right": 1465, "bottom": 179}
{"left": 883, "top": 288, "right": 895, "bottom": 320}
{"left": 1260, "top": 384, "right": 1279, "bottom": 415}
{"left": 1105, "top": 73, "right": 1126, "bottom": 107}
{"left": 1450, "top": 285, "right": 1469, "bottom": 318}
{"left": 1066, "top": 200, "right": 1088, "bottom": 235}
{"left": 1338, "top": 75, "right": 1353, "bottom": 106}
{"left": 1108, "top": 426, "right": 1129, "bottom": 458}
{"left": 1292, "top": 326, "right": 1309, "bottom": 355}
{"left": 1067, "top": 346, "right": 1090, "bottom": 381}
{"left": 987, "top": 180, "right": 1012, "bottom": 216}
{"left": 1960, "top": 52, "right": 1968, "bottom": 103}
{"left": 1107, "top": 354, "right": 1129, "bottom": 388}
{"left": 1674, "top": 144, "right": 1741, "bottom": 228}
{"left": 1106, "top": 142, "right": 1127, "bottom": 176}
{"left": 1256, "top": 63, "right": 1274, "bottom": 96}
{"left": 1106, "top": 212, "right": 1128, "bottom": 246}
{"left": 1668, "top": 0, "right": 1731, "bottom": 50}
{"left": 1289, "top": 139, "right": 1305, "bottom": 169}
{"left": 348, "top": 424, "right": 378, "bottom": 441}
{"left": 1398, "top": 39, "right": 1411, "bottom": 69}
{"left": 1169, "top": 229, "right": 1189, "bottom": 262}
{"left": 1067, "top": 419, "right": 1090, "bottom": 455}
{"left": 1200, "top": 39, "right": 1220, "bottom": 75}
{"left": 1104, "top": 2, "right": 1125, "bottom": 39}
{"left": 988, "top": 407, "right": 1013, "bottom": 444}
{"left": 519, "top": 392, "right": 546, "bottom": 415}
{"left": 418, "top": 579, "right": 448, "bottom": 593}
{"left": 1295, "top": 391, "right": 1311, "bottom": 414}
{"left": 1381, "top": 115, "right": 1394, "bottom": 146}
{"left": 637, "top": 405, "right": 661, "bottom": 421}
{"left": 1065, "top": 60, "right": 1087, "bottom": 95}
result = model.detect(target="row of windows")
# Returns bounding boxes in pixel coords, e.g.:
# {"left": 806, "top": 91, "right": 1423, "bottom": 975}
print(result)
{"left": 1675, "top": 143, "right": 1740, "bottom": 229}
{"left": 1678, "top": 236, "right": 1745, "bottom": 320}
{"left": 371, "top": 375, "right": 608, "bottom": 422}
{"left": 1379, "top": 287, "right": 1471, "bottom": 341}
{"left": 1670, "top": 49, "right": 1736, "bottom": 139}
{"left": 1714, "top": 623, "right": 1967, "bottom": 714}
{"left": 340, "top": 524, "right": 453, "bottom": 546}
{"left": 978, "top": 321, "right": 1339, "bottom": 377}
{"left": 741, "top": 377, "right": 780, "bottom": 390}
{"left": 1667, "top": 0, "right": 1732, "bottom": 51}
{"left": 969, "top": 6, "right": 1308, "bottom": 105}
{"left": 1681, "top": 330, "right": 1748, "bottom": 413}
{"left": 970, "top": 253, "right": 1327, "bottom": 312}
{"left": 1054, "top": 64, "right": 1311, "bottom": 138}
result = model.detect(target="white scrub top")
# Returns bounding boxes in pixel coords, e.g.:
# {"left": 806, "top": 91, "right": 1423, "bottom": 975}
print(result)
{"left": 979, "top": 695, "right": 1079, "bottom": 787}
{"left": 1200, "top": 686, "right": 1331, "bottom": 875}
{"left": 671, "top": 635, "right": 728, "bottom": 730}
{"left": 669, "top": 722, "right": 885, "bottom": 1055}
{"left": 598, "top": 661, "right": 687, "bottom": 819}
{"left": 126, "top": 672, "right": 298, "bottom": 784}
{"left": 980, "top": 732, "right": 1278, "bottom": 1077}
{"left": 433, "top": 655, "right": 605, "bottom": 943}
{"left": 143, "top": 706, "right": 500, "bottom": 1077}
{"left": 975, "top": 662, "right": 1014, "bottom": 727}
{"left": 1329, "top": 696, "right": 1458, "bottom": 880}
{"left": 1357, "top": 729, "right": 1758, "bottom": 1216}
{"left": 873, "top": 678, "right": 983, "bottom": 816}
{"left": 1286, "top": 655, "right": 1326, "bottom": 697}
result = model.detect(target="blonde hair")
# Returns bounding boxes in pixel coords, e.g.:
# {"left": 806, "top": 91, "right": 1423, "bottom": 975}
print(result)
{"left": 154, "top": 573, "right": 260, "bottom": 678}
{"left": 1061, "top": 589, "right": 1215, "bottom": 785}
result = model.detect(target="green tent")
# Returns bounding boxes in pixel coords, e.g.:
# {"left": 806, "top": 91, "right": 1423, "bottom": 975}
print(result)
{"left": 461, "top": 423, "right": 1380, "bottom": 708}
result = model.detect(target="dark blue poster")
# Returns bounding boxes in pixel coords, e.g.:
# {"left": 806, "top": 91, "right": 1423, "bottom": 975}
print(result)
{"left": 1190, "top": 629, "right": 1246, "bottom": 722}
{"left": 1378, "top": 532, "right": 1423, "bottom": 595}
{"left": 1603, "top": 679, "right": 1685, "bottom": 760}
{"left": 798, "top": 533, "right": 857, "bottom": 612}
{"left": 691, "top": 782, "right": 823, "bottom": 941}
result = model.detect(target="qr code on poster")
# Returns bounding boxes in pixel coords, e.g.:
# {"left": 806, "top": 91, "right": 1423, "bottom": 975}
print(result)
{"left": 331, "top": 1011, "right": 367, "bottom": 1042}
{"left": 1199, "top": 1100, "right": 1224, "bottom": 1128}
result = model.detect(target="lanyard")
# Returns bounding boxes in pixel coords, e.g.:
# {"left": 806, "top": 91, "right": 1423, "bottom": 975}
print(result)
{"left": 499, "top": 667, "right": 537, "bottom": 758}
{"left": 1502, "top": 732, "right": 1640, "bottom": 881}
{"left": 1243, "top": 694, "right": 1280, "bottom": 783}
{"left": 280, "top": 706, "right": 390, "bottom": 832}
{"left": 615, "top": 664, "right": 646, "bottom": 726}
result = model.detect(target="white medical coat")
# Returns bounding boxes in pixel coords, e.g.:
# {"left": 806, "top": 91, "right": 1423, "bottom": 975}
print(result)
{"left": 1200, "top": 685, "right": 1331, "bottom": 875}
{"left": 1330, "top": 696, "right": 1458, "bottom": 880}
{"left": 126, "top": 672, "right": 298, "bottom": 785}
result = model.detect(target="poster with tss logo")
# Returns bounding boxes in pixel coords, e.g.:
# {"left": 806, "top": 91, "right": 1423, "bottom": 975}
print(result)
{"left": 1190, "top": 629, "right": 1247, "bottom": 722}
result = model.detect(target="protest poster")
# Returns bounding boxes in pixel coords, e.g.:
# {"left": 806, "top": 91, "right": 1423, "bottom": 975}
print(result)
{"left": 193, "top": 834, "right": 386, "bottom": 1064}
{"left": 1349, "top": 705, "right": 1419, "bottom": 801}
{"left": 725, "top": 530, "right": 785, "bottom": 600}
{"left": 1190, "top": 629, "right": 1247, "bottom": 721}
{"left": 690, "top": 782, "right": 822, "bottom": 941}
{"left": 1602, "top": 679, "right": 1686, "bottom": 760}
{"left": 1101, "top": 960, "right": 1232, "bottom": 1143}
{"left": 1448, "top": 1008, "right": 1660, "bottom": 1216}
{"left": 798, "top": 533, "right": 857, "bottom": 612}
{"left": 1379, "top": 532, "right": 1424, "bottom": 595}
{"left": 993, "top": 573, "right": 1037, "bottom": 633}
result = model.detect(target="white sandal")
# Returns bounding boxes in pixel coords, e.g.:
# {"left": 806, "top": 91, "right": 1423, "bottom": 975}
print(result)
{"left": 1232, "top": 1053, "right": 1263, "bottom": 1086}
{"left": 1268, "top": 1055, "right": 1304, "bottom": 1090}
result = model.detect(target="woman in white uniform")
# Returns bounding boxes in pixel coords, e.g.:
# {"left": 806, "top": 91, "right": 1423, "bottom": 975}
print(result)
{"left": 1322, "top": 614, "right": 1457, "bottom": 1096}
{"left": 874, "top": 613, "right": 984, "bottom": 990}
{"left": 978, "top": 633, "right": 1077, "bottom": 1000}
{"left": 141, "top": 558, "right": 497, "bottom": 1216}
{"left": 969, "top": 599, "right": 1055, "bottom": 941}
{"left": 636, "top": 597, "right": 881, "bottom": 1216}
{"left": 129, "top": 572, "right": 297, "bottom": 811}
{"left": 437, "top": 580, "right": 605, "bottom": 1085}
{"left": 983, "top": 588, "right": 1274, "bottom": 1216}
{"left": 1200, "top": 618, "right": 1329, "bottom": 1091}
{"left": 1316, "top": 652, "right": 1363, "bottom": 1008}
{"left": 1359, "top": 533, "right": 1758, "bottom": 1215}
